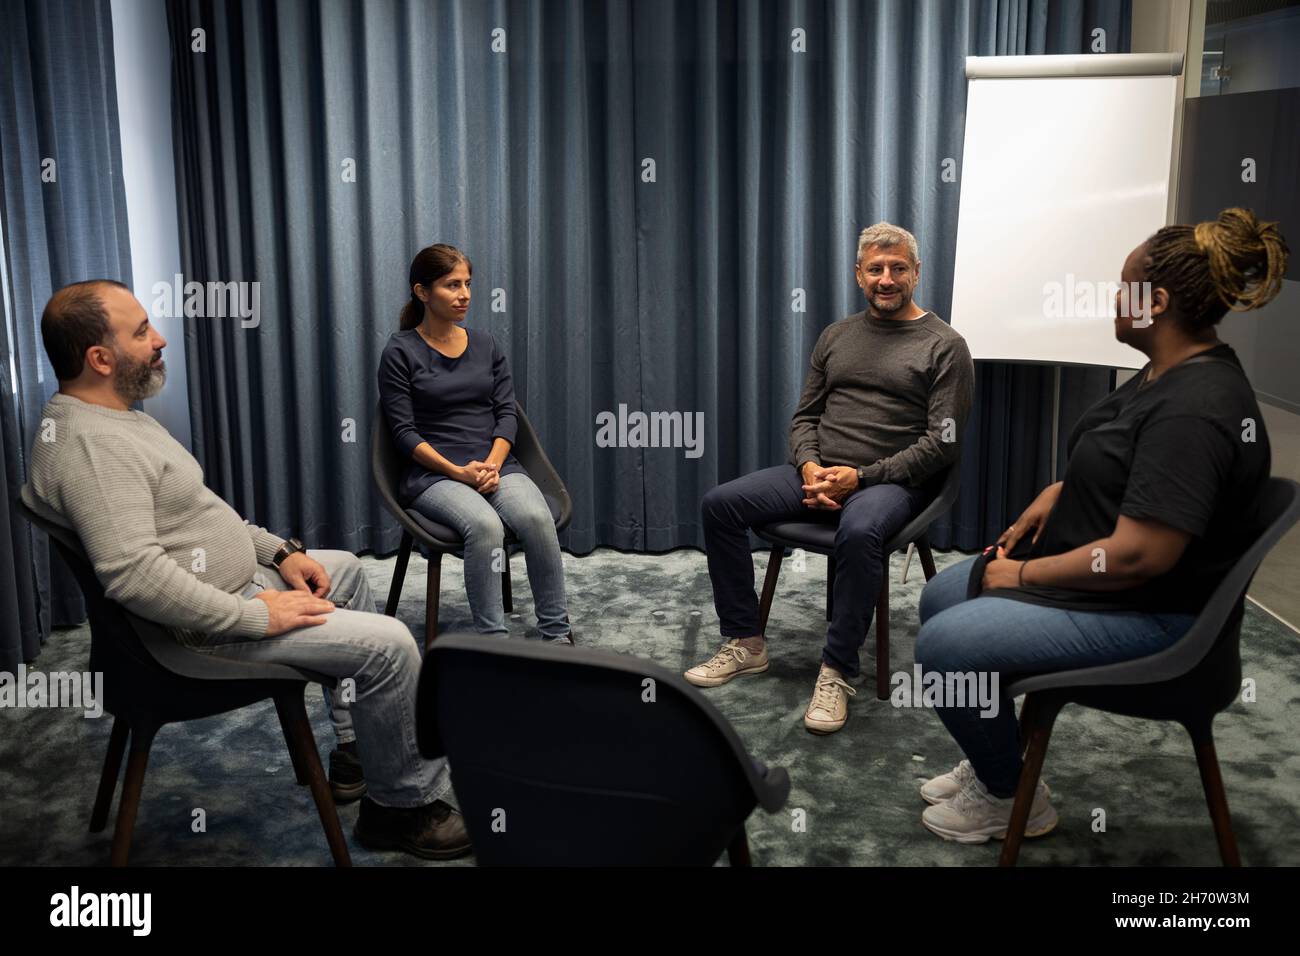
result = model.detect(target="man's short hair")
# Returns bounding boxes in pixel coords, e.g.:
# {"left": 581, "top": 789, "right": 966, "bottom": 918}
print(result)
{"left": 856, "top": 222, "right": 920, "bottom": 266}
{"left": 40, "top": 280, "right": 128, "bottom": 381}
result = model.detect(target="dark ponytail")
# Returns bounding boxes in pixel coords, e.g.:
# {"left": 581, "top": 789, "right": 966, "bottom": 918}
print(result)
{"left": 399, "top": 243, "right": 472, "bottom": 330}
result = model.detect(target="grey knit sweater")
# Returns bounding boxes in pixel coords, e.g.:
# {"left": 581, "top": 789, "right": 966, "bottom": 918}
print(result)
{"left": 788, "top": 311, "right": 974, "bottom": 487}
{"left": 21, "top": 393, "right": 279, "bottom": 646}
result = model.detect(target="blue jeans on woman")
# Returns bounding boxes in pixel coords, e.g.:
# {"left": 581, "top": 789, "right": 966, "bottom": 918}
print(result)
{"left": 915, "top": 556, "right": 1195, "bottom": 797}
{"left": 411, "top": 472, "right": 570, "bottom": 641}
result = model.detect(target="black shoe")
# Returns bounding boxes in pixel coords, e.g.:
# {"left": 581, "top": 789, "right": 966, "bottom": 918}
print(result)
{"left": 328, "top": 748, "right": 367, "bottom": 804}
{"left": 353, "top": 797, "right": 473, "bottom": 860}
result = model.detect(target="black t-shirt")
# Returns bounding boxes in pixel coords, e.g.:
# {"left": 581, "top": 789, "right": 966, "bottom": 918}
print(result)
{"left": 993, "top": 344, "right": 1271, "bottom": 614}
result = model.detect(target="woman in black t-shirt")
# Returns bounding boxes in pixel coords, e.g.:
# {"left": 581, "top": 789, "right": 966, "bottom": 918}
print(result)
{"left": 912, "top": 208, "right": 1289, "bottom": 845}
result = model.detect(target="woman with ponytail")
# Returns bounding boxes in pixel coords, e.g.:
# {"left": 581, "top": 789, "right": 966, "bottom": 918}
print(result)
{"left": 378, "top": 244, "right": 573, "bottom": 644}
{"left": 911, "top": 208, "right": 1289, "bottom": 843}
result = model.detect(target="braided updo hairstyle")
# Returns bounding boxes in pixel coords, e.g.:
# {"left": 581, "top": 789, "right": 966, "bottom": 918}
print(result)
{"left": 1143, "top": 208, "right": 1289, "bottom": 332}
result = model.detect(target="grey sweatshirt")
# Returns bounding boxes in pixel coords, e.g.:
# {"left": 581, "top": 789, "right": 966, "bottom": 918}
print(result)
{"left": 21, "top": 393, "right": 280, "bottom": 646}
{"left": 788, "top": 310, "right": 974, "bottom": 487}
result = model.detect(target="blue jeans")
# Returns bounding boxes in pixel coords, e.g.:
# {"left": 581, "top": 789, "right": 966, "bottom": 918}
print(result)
{"left": 411, "top": 472, "right": 570, "bottom": 641}
{"left": 195, "top": 550, "right": 451, "bottom": 809}
{"left": 702, "top": 464, "right": 929, "bottom": 678}
{"left": 915, "top": 556, "right": 1195, "bottom": 797}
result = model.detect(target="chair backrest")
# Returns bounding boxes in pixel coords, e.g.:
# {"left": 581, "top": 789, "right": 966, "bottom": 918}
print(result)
{"left": 417, "top": 633, "right": 790, "bottom": 865}
{"left": 16, "top": 498, "right": 160, "bottom": 687}
{"left": 1009, "top": 477, "right": 1300, "bottom": 695}
{"left": 511, "top": 406, "right": 573, "bottom": 530}
{"left": 885, "top": 458, "right": 962, "bottom": 551}
{"left": 370, "top": 402, "right": 412, "bottom": 527}
{"left": 370, "top": 400, "right": 572, "bottom": 533}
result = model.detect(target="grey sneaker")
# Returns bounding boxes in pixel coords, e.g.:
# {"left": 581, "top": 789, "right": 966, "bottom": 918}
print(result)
{"left": 684, "top": 639, "right": 769, "bottom": 687}
{"left": 803, "top": 663, "right": 856, "bottom": 734}
{"left": 921, "top": 774, "right": 1058, "bottom": 844}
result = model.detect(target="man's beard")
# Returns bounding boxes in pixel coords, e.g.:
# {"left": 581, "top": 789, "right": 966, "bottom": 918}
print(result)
{"left": 113, "top": 350, "right": 166, "bottom": 402}
{"left": 870, "top": 286, "right": 912, "bottom": 316}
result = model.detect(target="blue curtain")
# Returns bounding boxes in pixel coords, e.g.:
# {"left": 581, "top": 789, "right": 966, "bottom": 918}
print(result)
{"left": 167, "top": 0, "right": 1128, "bottom": 557}
{"left": 0, "top": 0, "right": 134, "bottom": 669}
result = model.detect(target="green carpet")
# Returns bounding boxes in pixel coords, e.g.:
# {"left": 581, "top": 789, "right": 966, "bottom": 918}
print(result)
{"left": 3, "top": 547, "right": 1297, "bottom": 866}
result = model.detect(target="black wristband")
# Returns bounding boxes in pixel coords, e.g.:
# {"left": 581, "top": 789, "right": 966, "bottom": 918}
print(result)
{"left": 273, "top": 537, "right": 305, "bottom": 568}
{"left": 1018, "top": 560, "right": 1028, "bottom": 587}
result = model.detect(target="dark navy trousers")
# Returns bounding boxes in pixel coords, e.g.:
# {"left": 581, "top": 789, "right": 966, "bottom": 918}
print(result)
{"left": 701, "top": 464, "right": 928, "bottom": 678}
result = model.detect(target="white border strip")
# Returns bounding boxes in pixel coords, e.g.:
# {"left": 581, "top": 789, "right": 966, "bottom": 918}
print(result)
{"left": 1247, "top": 595, "right": 1300, "bottom": 638}
{"left": 966, "top": 53, "right": 1184, "bottom": 79}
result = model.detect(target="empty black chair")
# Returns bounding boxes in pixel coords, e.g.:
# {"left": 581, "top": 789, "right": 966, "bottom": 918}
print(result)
{"left": 16, "top": 500, "right": 350, "bottom": 867}
{"left": 1001, "top": 477, "right": 1300, "bottom": 866}
{"left": 416, "top": 633, "right": 791, "bottom": 865}
{"left": 371, "top": 401, "right": 573, "bottom": 649}
{"left": 755, "top": 462, "right": 961, "bottom": 699}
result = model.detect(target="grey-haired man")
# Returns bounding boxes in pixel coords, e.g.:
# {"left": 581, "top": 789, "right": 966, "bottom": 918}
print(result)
{"left": 687, "top": 223, "right": 975, "bottom": 735}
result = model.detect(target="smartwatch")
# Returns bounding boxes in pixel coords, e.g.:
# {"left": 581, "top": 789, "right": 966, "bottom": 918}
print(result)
{"left": 272, "top": 537, "right": 305, "bottom": 568}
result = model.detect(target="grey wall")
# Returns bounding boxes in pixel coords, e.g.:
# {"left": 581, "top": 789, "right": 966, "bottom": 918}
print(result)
{"left": 1176, "top": 85, "right": 1300, "bottom": 414}
{"left": 111, "top": 0, "right": 190, "bottom": 447}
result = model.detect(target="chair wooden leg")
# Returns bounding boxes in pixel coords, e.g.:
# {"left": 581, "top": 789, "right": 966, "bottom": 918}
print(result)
{"left": 1187, "top": 719, "right": 1241, "bottom": 867}
{"left": 917, "top": 536, "right": 938, "bottom": 580}
{"left": 501, "top": 562, "right": 513, "bottom": 614}
{"left": 727, "top": 828, "right": 752, "bottom": 866}
{"left": 425, "top": 553, "right": 443, "bottom": 651}
{"left": 275, "top": 695, "right": 311, "bottom": 786}
{"left": 276, "top": 689, "right": 353, "bottom": 867}
{"left": 1000, "top": 693, "right": 1062, "bottom": 867}
{"left": 826, "top": 556, "right": 836, "bottom": 621}
{"left": 875, "top": 557, "right": 890, "bottom": 700}
{"left": 757, "top": 545, "right": 784, "bottom": 637}
{"left": 90, "top": 717, "right": 129, "bottom": 833}
{"left": 385, "top": 533, "right": 413, "bottom": 616}
{"left": 1017, "top": 693, "right": 1038, "bottom": 754}
{"left": 110, "top": 724, "right": 157, "bottom": 867}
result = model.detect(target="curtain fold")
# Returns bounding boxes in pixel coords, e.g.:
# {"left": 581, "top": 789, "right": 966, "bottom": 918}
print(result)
{"left": 167, "top": 0, "right": 1129, "bottom": 558}
{"left": 0, "top": 0, "right": 134, "bottom": 670}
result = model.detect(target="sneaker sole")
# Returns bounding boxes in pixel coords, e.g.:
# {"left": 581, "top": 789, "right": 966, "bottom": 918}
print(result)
{"left": 804, "top": 715, "right": 847, "bottom": 734}
{"left": 920, "top": 780, "right": 1051, "bottom": 808}
{"left": 352, "top": 825, "right": 474, "bottom": 861}
{"left": 683, "top": 661, "right": 769, "bottom": 688}
{"left": 921, "top": 808, "right": 1059, "bottom": 845}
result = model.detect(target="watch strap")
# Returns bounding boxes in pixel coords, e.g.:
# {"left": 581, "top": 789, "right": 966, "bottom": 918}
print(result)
{"left": 273, "top": 538, "right": 305, "bottom": 568}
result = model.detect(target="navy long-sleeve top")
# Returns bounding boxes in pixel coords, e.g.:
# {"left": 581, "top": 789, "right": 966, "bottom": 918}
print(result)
{"left": 378, "top": 327, "right": 523, "bottom": 506}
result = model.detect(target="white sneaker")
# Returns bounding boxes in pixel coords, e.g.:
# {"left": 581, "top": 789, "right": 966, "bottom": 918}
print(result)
{"left": 922, "top": 760, "right": 1053, "bottom": 806}
{"left": 684, "top": 639, "right": 769, "bottom": 687}
{"left": 919, "top": 759, "right": 978, "bottom": 805}
{"left": 804, "top": 664, "right": 857, "bottom": 734}
{"left": 921, "top": 775, "right": 1058, "bottom": 844}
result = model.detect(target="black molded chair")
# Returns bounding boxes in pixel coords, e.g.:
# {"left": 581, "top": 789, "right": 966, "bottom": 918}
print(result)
{"left": 1001, "top": 477, "right": 1300, "bottom": 866}
{"left": 16, "top": 500, "right": 351, "bottom": 867}
{"left": 416, "top": 632, "right": 791, "bottom": 865}
{"left": 371, "top": 401, "right": 573, "bottom": 650}
{"left": 755, "top": 462, "right": 961, "bottom": 700}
